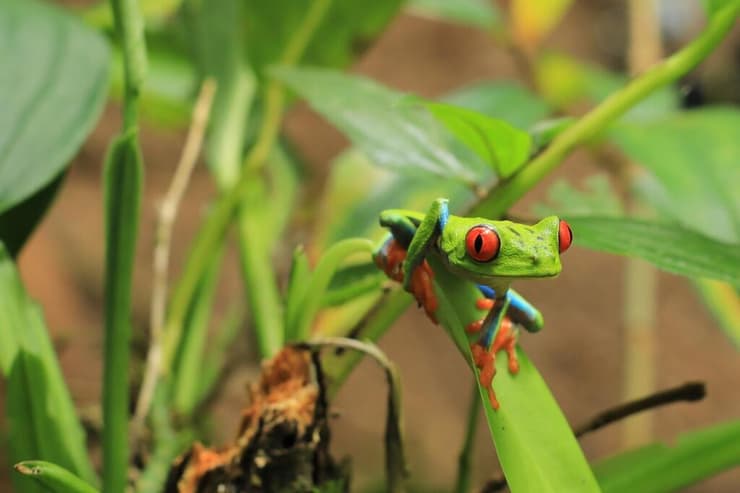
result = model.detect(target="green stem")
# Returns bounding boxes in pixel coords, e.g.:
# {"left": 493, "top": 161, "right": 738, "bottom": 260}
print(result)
{"left": 103, "top": 1, "right": 147, "bottom": 491}
{"left": 454, "top": 382, "right": 481, "bottom": 493}
{"left": 472, "top": 2, "right": 740, "bottom": 217}
{"left": 108, "top": 0, "right": 147, "bottom": 130}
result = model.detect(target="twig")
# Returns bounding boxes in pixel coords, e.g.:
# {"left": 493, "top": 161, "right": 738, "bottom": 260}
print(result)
{"left": 621, "top": 0, "right": 662, "bottom": 449}
{"left": 479, "top": 381, "right": 706, "bottom": 492}
{"left": 131, "top": 79, "right": 216, "bottom": 442}
{"left": 293, "top": 337, "right": 409, "bottom": 493}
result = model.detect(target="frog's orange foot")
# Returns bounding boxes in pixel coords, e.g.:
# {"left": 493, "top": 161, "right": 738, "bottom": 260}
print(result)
{"left": 492, "top": 318, "right": 519, "bottom": 374}
{"left": 466, "top": 298, "right": 496, "bottom": 333}
{"left": 374, "top": 238, "right": 407, "bottom": 283}
{"left": 470, "top": 343, "right": 499, "bottom": 409}
{"left": 410, "top": 260, "right": 438, "bottom": 323}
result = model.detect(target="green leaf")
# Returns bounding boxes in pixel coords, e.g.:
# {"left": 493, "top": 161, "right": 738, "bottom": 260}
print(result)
{"left": 426, "top": 102, "right": 532, "bottom": 178}
{"left": 534, "top": 174, "right": 623, "bottom": 217}
{"left": 244, "top": 0, "right": 403, "bottom": 74}
{"left": 184, "top": 0, "right": 256, "bottom": 187}
{"left": 171, "top": 248, "right": 224, "bottom": 415}
{"left": 429, "top": 259, "right": 600, "bottom": 492}
{"left": 0, "top": 174, "right": 64, "bottom": 258}
{"left": 594, "top": 419, "right": 740, "bottom": 493}
{"left": 407, "top": 0, "right": 501, "bottom": 29}
{"left": 566, "top": 216, "right": 740, "bottom": 286}
{"left": 612, "top": 107, "right": 740, "bottom": 244}
{"left": 102, "top": 130, "right": 144, "bottom": 493}
{"left": 443, "top": 81, "right": 551, "bottom": 130}
{"left": 272, "top": 66, "right": 493, "bottom": 185}
{"left": 0, "top": 244, "right": 97, "bottom": 491}
{"left": 692, "top": 279, "right": 740, "bottom": 348}
{"left": 0, "top": 0, "right": 109, "bottom": 238}
{"left": 322, "top": 261, "right": 385, "bottom": 307}
{"left": 14, "top": 461, "right": 98, "bottom": 493}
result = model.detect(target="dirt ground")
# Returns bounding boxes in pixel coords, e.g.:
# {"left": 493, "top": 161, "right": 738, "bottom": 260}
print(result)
{"left": 2, "top": 3, "right": 739, "bottom": 492}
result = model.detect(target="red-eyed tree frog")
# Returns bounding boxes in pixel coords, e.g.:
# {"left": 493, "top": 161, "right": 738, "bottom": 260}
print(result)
{"left": 374, "top": 198, "right": 573, "bottom": 408}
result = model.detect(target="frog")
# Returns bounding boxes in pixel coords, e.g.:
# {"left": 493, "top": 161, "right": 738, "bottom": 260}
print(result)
{"left": 374, "top": 198, "right": 572, "bottom": 408}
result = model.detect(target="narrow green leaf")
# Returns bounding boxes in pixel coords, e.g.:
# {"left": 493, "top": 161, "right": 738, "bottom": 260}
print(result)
{"left": 0, "top": 244, "right": 97, "bottom": 490}
{"left": 185, "top": 0, "right": 256, "bottom": 187}
{"left": 429, "top": 259, "right": 600, "bottom": 492}
{"left": 693, "top": 279, "right": 740, "bottom": 348}
{"left": 285, "top": 246, "right": 311, "bottom": 342}
{"left": 442, "top": 81, "right": 550, "bottom": 130}
{"left": 426, "top": 102, "right": 532, "bottom": 177}
{"left": 593, "top": 419, "right": 740, "bottom": 493}
{"left": 14, "top": 461, "right": 98, "bottom": 493}
{"left": 322, "top": 261, "right": 385, "bottom": 307}
{"left": 238, "top": 185, "right": 285, "bottom": 358}
{"left": 566, "top": 216, "right": 740, "bottom": 286}
{"left": 529, "top": 116, "right": 575, "bottom": 153}
{"left": 291, "top": 238, "right": 375, "bottom": 342}
{"left": 407, "top": 0, "right": 501, "bottom": 29}
{"left": 198, "top": 305, "right": 244, "bottom": 402}
{"left": 272, "top": 66, "right": 493, "bottom": 185}
{"left": 102, "top": 130, "right": 144, "bottom": 493}
{"left": 0, "top": 0, "right": 109, "bottom": 244}
{"left": 172, "top": 248, "right": 224, "bottom": 415}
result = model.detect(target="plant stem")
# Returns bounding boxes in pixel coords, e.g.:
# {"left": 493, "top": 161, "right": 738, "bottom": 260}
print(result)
{"left": 103, "top": 0, "right": 147, "bottom": 491}
{"left": 471, "top": 2, "right": 740, "bottom": 218}
{"left": 454, "top": 382, "right": 481, "bottom": 493}
{"left": 132, "top": 80, "right": 216, "bottom": 440}
{"left": 295, "top": 338, "right": 408, "bottom": 493}
{"left": 107, "top": 0, "right": 147, "bottom": 131}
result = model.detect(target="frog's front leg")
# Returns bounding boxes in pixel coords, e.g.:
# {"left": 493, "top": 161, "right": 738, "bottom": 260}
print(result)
{"left": 374, "top": 236, "right": 438, "bottom": 323}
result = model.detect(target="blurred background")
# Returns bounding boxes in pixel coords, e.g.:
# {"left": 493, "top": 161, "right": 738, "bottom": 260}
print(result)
{"left": 2, "top": 0, "right": 739, "bottom": 491}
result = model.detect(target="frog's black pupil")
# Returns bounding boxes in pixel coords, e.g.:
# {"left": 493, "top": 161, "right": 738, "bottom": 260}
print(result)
{"left": 474, "top": 234, "right": 483, "bottom": 253}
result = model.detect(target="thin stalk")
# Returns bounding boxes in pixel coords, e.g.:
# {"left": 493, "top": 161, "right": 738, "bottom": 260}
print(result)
{"left": 163, "top": 0, "right": 332, "bottom": 367}
{"left": 621, "top": 0, "right": 661, "bottom": 448}
{"left": 295, "top": 337, "right": 408, "bottom": 493}
{"left": 454, "top": 381, "right": 481, "bottom": 493}
{"left": 103, "top": 0, "right": 147, "bottom": 491}
{"left": 471, "top": 2, "right": 740, "bottom": 218}
{"left": 132, "top": 79, "right": 216, "bottom": 438}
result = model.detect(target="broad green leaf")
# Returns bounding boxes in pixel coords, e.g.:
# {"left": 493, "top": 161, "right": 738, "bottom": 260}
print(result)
{"left": 0, "top": 174, "right": 64, "bottom": 258}
{"left": 14, "top": 461, "right": 98, "bottom": 493}
{"left": 704, "top": 0, "right": 733, "bottom": 16}
{"left": 102, "top": 130, "right": 144, "bottom": 493}
{"left": 244, "top": 0, "right": 403, "bottom": 74}
{"left": 442, "top": 81, "right": 550, "bottom": 130}
{"left": 594, "top": 420, "right": 740, "bottom": 493}
{"left": 83, "top": 0, "right": 182, "bottom": 29}
{"left": 566, "top": 217, "right": 740, "bottom": 286}
{"left": 429, "top": 259, "right": 600, "bottom": 492}
{"left": 0, "top": 244, "right": 97, "bottom": 491}
{"left": 407, "top": 0, "right": 501, "bottom": 30}
{"left": 273, "top": 67, "right": 493, "bottom": 185}
{"left": 534, "top": 174, "right": 623, "bottom": 218}
{"left": 426, "top": 102, "right": 532, "bottom": 178}
{"left": 612, "top": 107, "right": 740, "bottom": 244}
{"left": 0, "top": 0, "right": 109, "bottom": 237}
{"left": 510, "top": 0, "right": 574, "bottom": 51}
{"left": 322, "top": 261, "right": 385, "bottom": 307}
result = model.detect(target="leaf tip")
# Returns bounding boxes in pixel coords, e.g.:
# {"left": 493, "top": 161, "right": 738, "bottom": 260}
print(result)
{"left": 13, "top": 462, "right": 36, "bottom": 476}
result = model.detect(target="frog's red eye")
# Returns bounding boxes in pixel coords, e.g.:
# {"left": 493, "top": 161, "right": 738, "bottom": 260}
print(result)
{"left": 465, "top": 226, "right": 500, "bottom": 262}
{"left": 558, "top": 219, "right": 573, "bottom": 253}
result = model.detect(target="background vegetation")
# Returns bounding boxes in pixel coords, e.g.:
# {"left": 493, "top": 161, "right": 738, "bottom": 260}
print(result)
{"left": 0, "top": 0, "right": 739, "bottom": 492}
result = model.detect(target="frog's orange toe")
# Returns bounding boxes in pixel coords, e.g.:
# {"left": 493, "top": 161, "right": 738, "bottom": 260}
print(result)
{"left": 492, "top": 318, "right": 519, "bottom": 374}
{"left": 471, "top": 343, "right": 499, "bottom": 409}
{"left": 409, "top": 260, "right": 438, "bottom": 323}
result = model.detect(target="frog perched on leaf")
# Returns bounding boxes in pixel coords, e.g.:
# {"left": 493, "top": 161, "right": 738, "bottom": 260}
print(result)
{"left": 375, "top": 198, "right": 572, "bottom": 408}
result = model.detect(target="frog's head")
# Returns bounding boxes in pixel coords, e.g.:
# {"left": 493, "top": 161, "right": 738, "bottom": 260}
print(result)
{"left": 437, "top": 215, "right": 572, "bottom": 285}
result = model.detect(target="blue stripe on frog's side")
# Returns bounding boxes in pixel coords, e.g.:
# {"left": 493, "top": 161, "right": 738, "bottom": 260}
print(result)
{"left": 477, "top": 285, "right": 544, "bottom": 333}
{"left": 438, "top": 199, "right": 449, "bottom": 230}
